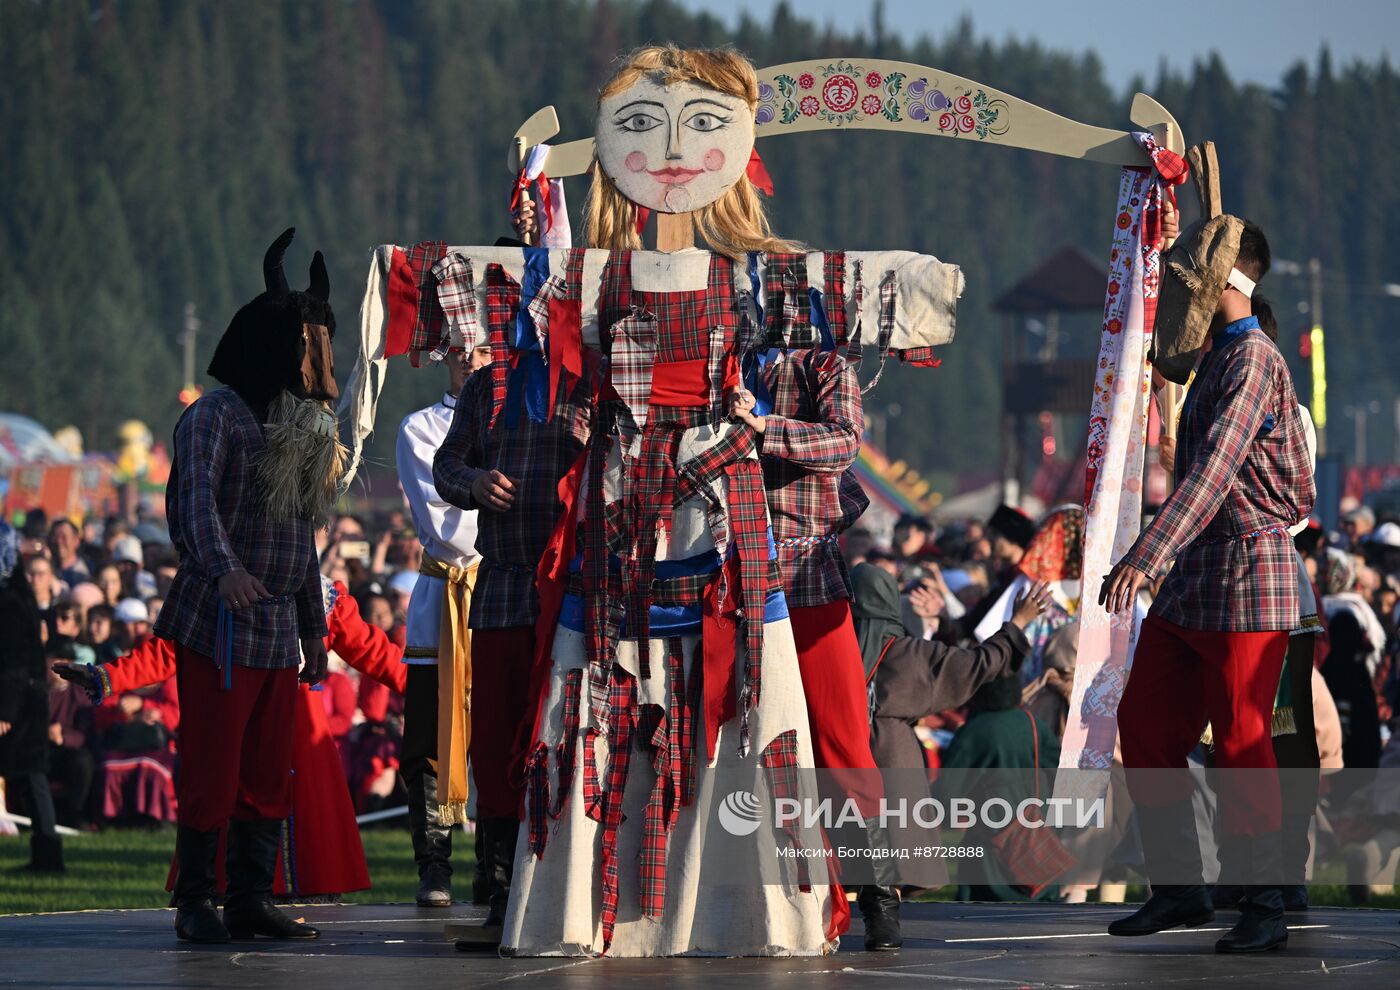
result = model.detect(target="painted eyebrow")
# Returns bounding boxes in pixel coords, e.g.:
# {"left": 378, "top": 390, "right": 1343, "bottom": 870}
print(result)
{"left": 682, "top": 98, "right": 737, "bottom": 111}
{"left": 613, "top": 100, "right": 666, "bottom": 115}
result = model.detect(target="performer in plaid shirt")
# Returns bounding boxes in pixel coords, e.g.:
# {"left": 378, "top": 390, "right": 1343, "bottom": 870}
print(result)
{"left": 156, "top": 231, "right": 335, "bottom": 945}
{"left": 731, "top": 347, "right": 904, "bottom": 952}
{"left": 432, "top": 357, "right": 591, "bottom": 938}
{"left": 1102, "top": 222, "right": 1315, "bottom": 953}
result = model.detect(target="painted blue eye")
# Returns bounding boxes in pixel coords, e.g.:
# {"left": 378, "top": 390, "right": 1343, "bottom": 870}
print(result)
{"left": 685, "top": 113, "right": 728, "bottom": 133}
{"left": 619, "top": 113, "right": 663, "bottom": 132}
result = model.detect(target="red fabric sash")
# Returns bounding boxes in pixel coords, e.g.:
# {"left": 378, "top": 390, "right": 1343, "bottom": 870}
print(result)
{"left": 648, "top": 358, "right": 709, "bottom": 408}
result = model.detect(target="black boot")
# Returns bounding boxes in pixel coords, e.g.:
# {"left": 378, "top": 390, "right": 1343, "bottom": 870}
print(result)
{"left": 1216, "top": 833, "right": 1287, "bottom": 953}
{"left": 26, "top": 831, "right": 65, "bottom": 874}
{"left": 473, "top": 824, "right": 490, "bottom": 905}
{"left": 173, "top": 826, "right": 229, "bottom": 943}
{"left": 455, "top": 817, "right": 519, "bottom": 951}
{"left": 1109, "top": 800, "right": 1214, "bottom": 936}
{"left": 408, "top": 771, "right": 453, "bottom": 907}
{"left": 223, "top": 820, "right": 319, "bottom": 940}
{"left": 858, "top": 885, "right": 903, "bottom": 951}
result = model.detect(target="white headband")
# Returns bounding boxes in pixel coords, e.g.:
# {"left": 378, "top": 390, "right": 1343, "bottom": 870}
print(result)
{"left": 1226, "top": 267, "right": 1256, "bottom": 298}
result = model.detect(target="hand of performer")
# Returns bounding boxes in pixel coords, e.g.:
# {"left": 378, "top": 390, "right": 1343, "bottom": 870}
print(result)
{"left": 727, "top": 388, "right": 767, "bottom": 434}
{"left": 471, "top": 469, "right": 518, "bottom": 512}
{"left": 512, "top": 199, "right": 538, "bottom": 242}
{"left": 49, "top": 723, "right": 64, "bottom": 746}
{"left": 1099, "top": 559, "right": 1149, "bottom": 615}
{"left": 300, "top": 636, "right": 329, "bottom": 686}
{"left": 0, "top": 721, "right": 11, "bottom": 737}
{"left": 218, "top": 568, "right": 269, "bottom": 611}
{"left": 1011, "top": 580, "right": 1054, "bottom": 629}
{"left": 1158, "top": 435, "right": 1177, "bottom": 472}
{"left": 1157, "top": 199, "right": 1179, "bottom": 251}
{"left": 53, "top": 661, "right": 98, "bottom": 695}
{"left": 119, "top": 695, "right": 144, "bottom": 718}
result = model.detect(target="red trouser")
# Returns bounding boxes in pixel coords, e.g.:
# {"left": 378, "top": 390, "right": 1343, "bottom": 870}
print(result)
{"left": 790, "top": 599, "right": 881, "bottom": 818}
{"left": 1119, "top": 614, "right": 1288, "bottom": 837}
{"left": 470, "top": 626, "right": 536, "bottom": 820}
{"left": 174, "top": 644, "right": 298, "bottom": 832}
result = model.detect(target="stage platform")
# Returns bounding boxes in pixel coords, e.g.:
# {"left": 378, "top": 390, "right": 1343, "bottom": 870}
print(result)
{"left": 1, "top": 902, "right": 1396, "bottom": 988}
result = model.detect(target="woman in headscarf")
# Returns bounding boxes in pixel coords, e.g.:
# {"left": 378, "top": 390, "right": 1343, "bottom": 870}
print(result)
{"left": 855, "top": 563, "right": 1049, "bottom": 772}
{"left": 1321, "top": 548, "right": 1384, "bottom": 777}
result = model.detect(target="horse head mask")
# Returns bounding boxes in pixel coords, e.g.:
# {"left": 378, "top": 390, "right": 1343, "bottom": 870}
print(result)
{"left": 207, "top": 227, "right": 339, "bottom": 415}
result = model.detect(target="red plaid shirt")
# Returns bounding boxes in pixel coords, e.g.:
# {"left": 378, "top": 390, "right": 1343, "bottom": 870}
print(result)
{"left": 432, "top": 368, "right": 590, "bottom": 629}
{"left": 156, "top": 388, "right": 326, "bottom": 667}
{"left": 1124, "top": 325, "right": 1315, "bottom": 631}
{"left": 759, "top": 348, "right": 870, "bottom": 608}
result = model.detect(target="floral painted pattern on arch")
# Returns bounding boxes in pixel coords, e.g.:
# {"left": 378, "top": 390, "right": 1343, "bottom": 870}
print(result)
{"left": 906, "top": 81, "right": 1009, "bottom": 139}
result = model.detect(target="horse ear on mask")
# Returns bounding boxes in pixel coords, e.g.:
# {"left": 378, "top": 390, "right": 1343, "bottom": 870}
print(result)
{"left": 308, "top": 250, "right": 329, "bottom": 302}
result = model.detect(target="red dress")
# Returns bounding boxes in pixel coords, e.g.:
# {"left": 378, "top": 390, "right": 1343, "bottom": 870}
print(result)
{"left": 98, "top": 581, "right": 407, "bottom": 897}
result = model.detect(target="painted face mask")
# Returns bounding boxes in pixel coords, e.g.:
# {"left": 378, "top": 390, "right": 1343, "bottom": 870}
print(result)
{"left": 595, "top": 77, "right": 755, "bottom": 214}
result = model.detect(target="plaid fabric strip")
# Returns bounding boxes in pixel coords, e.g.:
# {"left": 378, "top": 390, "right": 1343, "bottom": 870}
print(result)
{"left": 1125, "top": 331, "right": 1314, "bottom": 631}
{"left": 598, "top": 668, "right": 637, "bottom": 953}
{"left": 625, "top": 426, "right": 683, "bottom": 653}
{"left": 639, "top": 699, "right": 670, "bottom": 918}
{"left": 433, "top": 252, "right": 479, "bottom": 352}
{"left": 860, "top": 269, "right": 898, "bottom": 393}
{"left": 610, "top": 311, "right": 658, "bottom": 435}
{"left": 726, "top": 458, "right": 769, "bottom": 741}
{"left": 668, "top": 638, "right": 695, "bottom": 810}
{"left": 582, "top": 726, "right": 603, "bottom": 822}
{"left": 822, "top": 251, "right": 848, "bottom": 346}
{"left": 484, "top": 264, "right": 521, "bottom": 430}
{"left": 760, "top": 729, "right": 810, "bottom": 890}
{"left": 674, "top": 426, "right": 757, "bottom": 506}
{"left": 527, "top": 742, "right": 551, "bottom": 857}
{"left": 763, "top": 252, "right": 811, "bottom": 348}
{"left": 552, "top": 667, "right": 584, "bottom": 818}
{"left": 405, "top": 240, "right": 448, "bottom": 358}
{"left": 760, "top": 350, "right": 868, "bottom": 607}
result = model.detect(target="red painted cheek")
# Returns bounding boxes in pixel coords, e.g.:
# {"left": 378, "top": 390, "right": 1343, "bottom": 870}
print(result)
{"left": 703, "top": 148, "right": 726, "bottom": 172}
{"left": 624, "top": 151, "right": 648, "bottom": 173}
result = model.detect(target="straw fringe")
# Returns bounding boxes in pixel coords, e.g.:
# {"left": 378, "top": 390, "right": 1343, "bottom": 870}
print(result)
{"left": 260, "top": 392, "right": 349, "bottom": 526}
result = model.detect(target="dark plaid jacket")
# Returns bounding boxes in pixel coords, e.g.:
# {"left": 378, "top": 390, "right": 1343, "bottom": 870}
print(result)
{"left": 760, "top": 348, "right": 869, "bottom": 609}
{"left": 156, "top": 388, "right": 326, "bottom": 667}
{"left": 433, "top": 369, "right": 590, "bottom": 628}
{"left": 1124, "top": 324, "right": 1315, "bottom": 631}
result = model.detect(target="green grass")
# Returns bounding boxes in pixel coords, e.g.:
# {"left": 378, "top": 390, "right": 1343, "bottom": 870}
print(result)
{"left": 0, "top": 826, "right": 447, "bottom": 915}
{"left": 2, "top": 828, "right": 1396, "bottom": 915}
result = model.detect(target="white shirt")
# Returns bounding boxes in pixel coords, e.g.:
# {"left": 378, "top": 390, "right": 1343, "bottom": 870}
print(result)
{"left": 396, "top": 393, "right": 480, "bottom": 662}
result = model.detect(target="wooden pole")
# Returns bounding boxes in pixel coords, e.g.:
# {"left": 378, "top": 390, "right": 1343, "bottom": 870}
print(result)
{"left": 655, "top": 212, "right": 695, "bottom": 251}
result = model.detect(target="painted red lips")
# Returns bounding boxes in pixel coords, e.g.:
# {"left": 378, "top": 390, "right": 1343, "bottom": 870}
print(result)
{"left": 648, "top": 165, "right": 704, "bottom": 185}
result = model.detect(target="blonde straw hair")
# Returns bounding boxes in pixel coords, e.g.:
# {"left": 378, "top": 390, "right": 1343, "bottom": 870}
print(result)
{"left": 584, "top": 45, "right": 798, "bottom": 258}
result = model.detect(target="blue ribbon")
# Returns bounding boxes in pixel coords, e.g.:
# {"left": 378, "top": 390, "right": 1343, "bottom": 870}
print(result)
{"left": 215, "top": 600, "right": 234, "bottom": 691}
{"left": 506, "top": 247, "right": 551, "bottom": 425}
{"left": 809, "top": 286, "right": 835, "bottom": 352}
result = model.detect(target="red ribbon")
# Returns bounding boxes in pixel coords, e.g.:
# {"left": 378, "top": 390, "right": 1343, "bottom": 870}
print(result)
{"left": 634, "top": 205, "right": 651, "bottom": 236}
{"left": 511, "top": 169, "right": 555, "bottom": 236}
{"left": 746, "top": 147, "right": 775, "bottom": 196}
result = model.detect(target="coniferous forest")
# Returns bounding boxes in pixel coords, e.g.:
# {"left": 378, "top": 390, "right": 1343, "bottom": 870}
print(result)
{"left": 2, "top": 0, "right": 1397, "bottom": 491}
